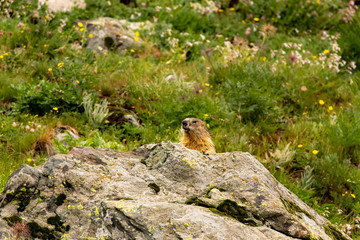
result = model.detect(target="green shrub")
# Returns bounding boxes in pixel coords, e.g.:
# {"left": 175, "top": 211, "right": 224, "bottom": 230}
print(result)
{"left": 339, "top": 16, "right": 360, "bottom": 71}
{"left": 11, "top": 80, "right": 86, "bottom": 115}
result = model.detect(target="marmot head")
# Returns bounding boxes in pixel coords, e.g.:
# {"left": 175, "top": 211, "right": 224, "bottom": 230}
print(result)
{"left": 181, "top": 118, "right": 209, "bottom": 136}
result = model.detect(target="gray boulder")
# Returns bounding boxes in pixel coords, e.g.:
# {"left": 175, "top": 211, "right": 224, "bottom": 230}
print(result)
{"left": 0, "top": 142, "right": 350, "bottom": 239}
{"left": 80, "top": 17, "right": 152, "bottom": 52}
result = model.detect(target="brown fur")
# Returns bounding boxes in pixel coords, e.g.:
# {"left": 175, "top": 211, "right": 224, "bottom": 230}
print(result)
{"left": 180, "top": 118, "right": 216, "bottom": 153}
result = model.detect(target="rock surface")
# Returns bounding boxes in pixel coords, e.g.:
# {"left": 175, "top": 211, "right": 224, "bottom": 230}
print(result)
{"left": 38, "top": 0, "right": 86, "bottom": 12}
{"left": 0, "top": 142, "right": 350, "bottom": 239}
{"left": 80, "top": 17, "right": 152, "bottom": 52}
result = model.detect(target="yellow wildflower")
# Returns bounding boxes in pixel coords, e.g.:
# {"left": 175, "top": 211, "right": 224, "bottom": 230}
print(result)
{"left": 204, "top": 114, "right": 209, "bottom": 117}
{"left": 313, "top": 56, "right": 317, "bottom": 59}
{"left": 316, "top": 0, "right": 321, "bottom": 4}
{"left": 0, "top": 55, "right": 3, "bottom": 59}
{"left": 44, "top": 44, "right": 48, "bottom": 47}
{"left": 230, "top": 8, "right": 235, "bottom": 11}
{"left": 4, "top": 53, "right": 8, "bottom": 56}
{"left": 76, "top": 80, "right": 80, "bottom": 84}
{"left": 253, "top": 17, "right": 260, "bottom": 22}
{"left": 328, "top": 106, "right": 333, "bottom": 111}
{"left": 205, "top": 83, "right": 210, "bottom": 87}
{"left": 89, "top": 34, "right": 93, "bottom": 38}
{"left": 199, "top": 89, "right": 203, "bottom": 93}
{"left": 351, "top": 193, "right": 356, "bottom": 198}
{"left": 135, "top": 32, "right": 140, "bottom": 37}
{"left": 297, "top": 145, "right": 303, "bottom": 148}
{"left": 48, "top": 68, "right": 52, "bottom": 72}
{"left": 262, "top": 57, "right": 266, "bottom": 61}
{"left": 77, "top": 22, "right": 83, "bottom": 27}
{"left": 130, "top": 49, "right": 135, "bottom": 53}
{"left": 53, "top": 107, "right": 58, "bottom": 111}
{"left": 79, "top": 28, "right": 84, "bottom": 32}
{"left": 319, "top": 100, "right": 325, "bottom": 105}
{"left": 312, "top": 150, "right": 319, "bottom": 155}
{"left": 57, "top": 62, "right": 64, "bottom": 68}
{"left": 27, "top": 158, "right": 32, "bottom": 162}
{"left": 323, "top": 49, "right": 330, "bottom": 54}
{"left": 246, "top": 57, "right": 251, "bottom": 61}
{"left": 218, "top": 9, "right": 224, "bottom": 13}
{"left": 135, "top": 37, "right": 139, "bottom": 42}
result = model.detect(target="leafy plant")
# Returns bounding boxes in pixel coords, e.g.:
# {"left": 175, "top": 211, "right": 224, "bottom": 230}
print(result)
{"left": 82, "top": 94, "right": 112, "bottom": 129}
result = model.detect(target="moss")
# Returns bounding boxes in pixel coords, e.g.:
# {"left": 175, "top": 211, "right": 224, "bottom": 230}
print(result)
{"left": 209, "top": 208, "right": 229, "bottom": 217}
{"left": 27, "top": 221, "right": 56, "bottom": 239}
{"left": 185, "top": 197, "right": 200, "bottom": 205}
{"left": 280, "top": 196, "right": 314, "bottom": 220}
{"left": 216, "top": 199, "right": 261, "bottom": 226}
{"left": 18, "top": 196, "right": 30, "bottom": 212}
{"left": 47, "top": 214, "right": 70, "bottom": 232}
{"left": 148, "top": 183, "right": 160, "bottom": 194}
{"left": 324, "top": 224, "right": 348, "bottom": 240}
{"left": 3, "top": 215, "right": 22, "bottom": 227}
{"left": 55, "top": 194, "right": 66, "bottom": 206}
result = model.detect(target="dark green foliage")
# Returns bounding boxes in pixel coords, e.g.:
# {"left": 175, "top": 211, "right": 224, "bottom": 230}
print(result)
{"left": 209, "top": 62, "right": 285, "bottom": 125}
{"left": 339, "top": 16, "right": 360, "bottom": 76}
{"left": 236, "top": 0, "right": 344, "bottom": 32}
{"left": 11, "top": 80, "right": 84, "bottom": 115}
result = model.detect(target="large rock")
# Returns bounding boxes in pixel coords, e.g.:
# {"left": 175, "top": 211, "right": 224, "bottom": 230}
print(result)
{"left": 38, "top": 0, "right": 86, "bottom": 12}
{"left": 0, "top": 142, "right": 350, "bottom": 239}
{"left": 80, "top": 17, "right": 152, "bottom": 52}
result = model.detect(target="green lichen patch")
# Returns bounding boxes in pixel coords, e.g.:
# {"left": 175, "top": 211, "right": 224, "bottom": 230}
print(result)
{"left": 324, "top": 224, "right": 348, "bottom": 240}
{"left": 55, "top": 194, "right": 66, "bottom": 206}
{"left": 3, "top": 215, "right": 22, "bottom": 227}
{"left": 148, "top": 183, "right": 160, "bottom": 194}
{"left": 205, "top": 186, "right": 226, "bottom": 198}
{"left": 280, "top": 196, "right": 314, "bottom": 220}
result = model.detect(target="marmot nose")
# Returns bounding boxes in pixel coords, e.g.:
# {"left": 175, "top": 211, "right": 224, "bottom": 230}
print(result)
{"left": 182, "top": 120, "right": 188, "bottom": 127}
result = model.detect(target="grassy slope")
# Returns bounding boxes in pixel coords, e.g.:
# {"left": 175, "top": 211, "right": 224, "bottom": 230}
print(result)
{"left": 1, "top": 0, "right": 360, "bottom": 238}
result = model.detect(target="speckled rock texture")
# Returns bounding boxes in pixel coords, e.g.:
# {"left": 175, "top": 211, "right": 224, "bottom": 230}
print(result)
{"left": 79, "top": 17, "right": 152, "bottom": 52}
{"left": 0, "top": 142, "right": 350, "bottom": 240}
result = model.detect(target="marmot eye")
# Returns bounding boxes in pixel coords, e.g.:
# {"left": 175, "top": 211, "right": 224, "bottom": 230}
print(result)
{"left": 193, "top": 121, "right": 197, "bottom": 124}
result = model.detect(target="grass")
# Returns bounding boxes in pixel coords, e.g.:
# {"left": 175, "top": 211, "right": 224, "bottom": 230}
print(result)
{"left": 1, "top": 0, "right": 360, "bottom": 238}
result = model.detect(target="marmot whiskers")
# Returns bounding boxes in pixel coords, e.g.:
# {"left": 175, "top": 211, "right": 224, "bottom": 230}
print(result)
{"left": 180, "top": 118, "right": 216, "bottom": 153}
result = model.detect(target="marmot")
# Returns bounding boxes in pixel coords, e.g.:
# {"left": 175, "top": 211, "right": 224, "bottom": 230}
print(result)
{"left": 180, "top": 118, "right": 216, "bottom": 153}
